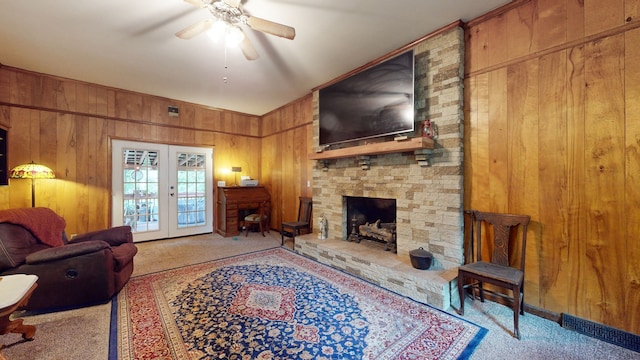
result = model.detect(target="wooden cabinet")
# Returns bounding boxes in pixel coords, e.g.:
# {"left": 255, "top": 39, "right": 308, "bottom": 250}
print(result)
{"left": 216, "top": 186, "right": 270, "bottom": 237}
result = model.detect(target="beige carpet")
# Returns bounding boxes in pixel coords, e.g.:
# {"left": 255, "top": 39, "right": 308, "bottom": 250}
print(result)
{"left": 2, "top": 231, "right": 639, "bottom": 359}
{"left": 1, "top": 302, "right": 111, "bottom": 360}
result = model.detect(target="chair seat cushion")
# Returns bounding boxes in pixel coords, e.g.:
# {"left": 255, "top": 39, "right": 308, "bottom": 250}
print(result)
{"left": 244, "top": 214, "right": 266, "bottom": 222}
{"left": 459, "top": 261, "right": 523, "bottom": 285}
{"left": 282, "top": 221, "right": 309, "bottom": 229}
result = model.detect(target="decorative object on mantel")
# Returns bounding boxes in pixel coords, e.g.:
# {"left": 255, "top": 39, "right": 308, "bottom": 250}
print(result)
{"left": 422, "top": 119, "right": 437, "bottom": 139}
{"left": 9, "top": 161, "right": 56, "bottom": 207}
{"left": 318, "top": 215, "right": 328, "bottom": 240}
{"left": 410, "top": 247, "right": 433, "bottom": 270}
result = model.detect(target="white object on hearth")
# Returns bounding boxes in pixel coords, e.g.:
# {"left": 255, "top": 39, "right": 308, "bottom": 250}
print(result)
{"left": 318, "top": 215, "right": 328, "bottom": 240}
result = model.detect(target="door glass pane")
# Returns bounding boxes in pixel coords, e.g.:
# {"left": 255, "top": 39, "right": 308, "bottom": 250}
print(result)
{"left": 176, "top": 152, "right": 206, "bottom": 228}
{"left": 122, "top": 148, "right": 159, "bottom": 233}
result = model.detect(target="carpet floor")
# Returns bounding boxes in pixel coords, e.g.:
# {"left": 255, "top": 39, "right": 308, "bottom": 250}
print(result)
{"left": 2, "top": 232, "right": 639, "bottom": 359}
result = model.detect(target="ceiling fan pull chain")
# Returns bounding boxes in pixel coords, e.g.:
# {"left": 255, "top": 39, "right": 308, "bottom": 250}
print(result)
{"left": 223, "top": 46, "right": 228, "bottom": 83}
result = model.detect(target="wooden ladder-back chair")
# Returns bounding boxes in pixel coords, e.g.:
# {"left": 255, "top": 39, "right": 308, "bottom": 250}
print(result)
{"left": 457, "top": 210, "right": 531, "bottom": 339}
{"left": 281, "top": 197, "right": 312, "bottom": 246}
{"left": 244, "top": 200, "right": 271, "bottom": 237}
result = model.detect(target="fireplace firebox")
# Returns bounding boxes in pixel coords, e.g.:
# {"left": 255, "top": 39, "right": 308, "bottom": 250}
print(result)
{"left": 344, "top": 196, "right": 397, "bottom": 252}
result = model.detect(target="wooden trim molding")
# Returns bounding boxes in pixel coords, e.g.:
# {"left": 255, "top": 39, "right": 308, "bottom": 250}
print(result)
{"left": 464, "top": 0, "right": 532, "bottom": 28}
{"left": 464, "top": 17, "right": 640, "bottom": 78}
{"left": 0, "top": 101, "right": 261, "bottom": 139}
{"left": 313, "top": 20, "right": 464, "bottom": 92}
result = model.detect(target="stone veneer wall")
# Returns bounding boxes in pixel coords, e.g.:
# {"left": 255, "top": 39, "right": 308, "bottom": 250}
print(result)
{"left": 311, "top": 26, "right": 465, "bottom": 270}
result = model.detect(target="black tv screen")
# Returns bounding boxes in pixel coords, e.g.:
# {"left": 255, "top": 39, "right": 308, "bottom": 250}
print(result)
{"left": 319, "top": 50, "right": 415, "bottom": 147}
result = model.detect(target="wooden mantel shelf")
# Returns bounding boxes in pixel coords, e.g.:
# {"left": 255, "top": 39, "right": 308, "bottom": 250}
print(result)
{"left": 309, "top": 137, "right": 434, "bottom": 160}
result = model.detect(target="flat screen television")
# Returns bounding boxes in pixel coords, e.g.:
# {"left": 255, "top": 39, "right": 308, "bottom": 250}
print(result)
{"left": 319, "top": 50, "right": 415, "bottom": 147}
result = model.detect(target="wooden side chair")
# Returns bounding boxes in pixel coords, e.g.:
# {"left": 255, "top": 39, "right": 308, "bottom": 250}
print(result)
{"left": 244, "top": 200, "right": 271, "bottom": 237}
{"left": 457, "top": 210, "right": 531, "bottom": 339}
{"left": 281, "top": 197, "right": 312, "bottom": 246}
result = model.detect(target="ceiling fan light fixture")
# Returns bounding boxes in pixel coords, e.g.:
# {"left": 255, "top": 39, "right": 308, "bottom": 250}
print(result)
{"left": 206, "top": 19, "right": 227, "bottom": 42}
{"left": 225, "top": 25, "right": 244, "bottom": 48}
{"left": 177, "top": 0, "right": 294, "bottom": 60}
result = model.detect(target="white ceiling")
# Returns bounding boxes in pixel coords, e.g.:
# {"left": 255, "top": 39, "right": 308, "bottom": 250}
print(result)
{"left": 0, "top": 0, "right": 509, "bottom": 116}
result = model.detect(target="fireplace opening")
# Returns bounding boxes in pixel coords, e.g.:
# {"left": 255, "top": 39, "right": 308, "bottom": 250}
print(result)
{"left": 344, "top": 196, "right": 397, "bottom": 252}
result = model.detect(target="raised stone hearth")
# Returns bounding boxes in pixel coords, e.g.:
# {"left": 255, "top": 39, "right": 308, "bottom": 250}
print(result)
{"left": 295, "top": 234, "right": 458, "bottom": 309}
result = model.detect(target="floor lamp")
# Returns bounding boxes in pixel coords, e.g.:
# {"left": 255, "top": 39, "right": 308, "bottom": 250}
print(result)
{"left": 9, "top": 161, "right": 56, "bottom": 207}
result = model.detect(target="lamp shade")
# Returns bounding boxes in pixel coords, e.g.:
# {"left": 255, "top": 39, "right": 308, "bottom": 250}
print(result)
{"left": 10, "top": 162, "right": 55, "bottom": 179}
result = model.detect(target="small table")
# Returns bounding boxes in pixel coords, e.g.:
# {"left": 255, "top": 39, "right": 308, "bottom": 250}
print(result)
{"left": 0, "top": 274, "right": 39, "bottom": 358}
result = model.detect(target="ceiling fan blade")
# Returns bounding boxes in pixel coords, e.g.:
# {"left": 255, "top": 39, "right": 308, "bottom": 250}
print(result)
{"left": 246, "top": 16, "right": 296, "bottom": 40}
{"left": 240, "top": 35, "right": 259, "bottom": 60}
{"left": 223, "top": 0, "right": 241, "bottom": 7}
{"left": 184, "top": 0, "right": 206, "bottom": 7}
{"left": 175, "top": 19, "right": 213, "bottom": 39}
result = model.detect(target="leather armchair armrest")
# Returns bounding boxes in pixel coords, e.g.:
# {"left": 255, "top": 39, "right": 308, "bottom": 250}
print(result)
{"left": 25, "top": 240, "right": 111, "bottom": 265}
{"left": 71, "top": 226, "right": 133, "bottom": 247}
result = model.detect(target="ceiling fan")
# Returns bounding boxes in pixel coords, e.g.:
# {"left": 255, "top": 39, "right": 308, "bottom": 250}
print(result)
{"left": 175, "top": 0, "right": 296, "bottom": 61}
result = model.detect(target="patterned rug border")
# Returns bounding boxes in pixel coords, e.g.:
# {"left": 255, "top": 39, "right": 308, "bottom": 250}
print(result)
{"left": 109, "top": 247, "right": 487, "bottom": 359}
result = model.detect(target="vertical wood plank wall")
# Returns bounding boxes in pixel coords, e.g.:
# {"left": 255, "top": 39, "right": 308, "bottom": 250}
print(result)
{"left": 0, "top": 65, "right": 314, "bottom": 241}
{"left": 0, "top": 66, "right": 263, "bottom": 235}
{"left": 260, "top": 96, "right": 314, "bottom": 230}
{"left": 464, "top": 0, "right": 640, "bottom": 334}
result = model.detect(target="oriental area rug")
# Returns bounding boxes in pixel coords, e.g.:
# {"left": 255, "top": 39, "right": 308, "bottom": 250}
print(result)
{"left": 110, "top": 248, "right": 486, "bottom": 359}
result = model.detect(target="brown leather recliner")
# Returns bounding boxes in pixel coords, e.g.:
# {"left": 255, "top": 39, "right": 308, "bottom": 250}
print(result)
{"left": 0, "top": 207, "right": 138, "bottom": 311}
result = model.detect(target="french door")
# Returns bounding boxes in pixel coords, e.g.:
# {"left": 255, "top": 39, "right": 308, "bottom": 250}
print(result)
{"left": 112, "top": 140, "right": 214, "bottom": 242}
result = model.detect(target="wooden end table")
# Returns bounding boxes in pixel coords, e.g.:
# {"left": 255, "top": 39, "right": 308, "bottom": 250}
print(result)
{"left": 0, "top": 274, "right": 39, "bottom": 359}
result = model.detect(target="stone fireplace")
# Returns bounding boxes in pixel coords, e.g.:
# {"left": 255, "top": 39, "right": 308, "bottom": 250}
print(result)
{"left": 296, "top": 25, "right": 465, "bottom": 309}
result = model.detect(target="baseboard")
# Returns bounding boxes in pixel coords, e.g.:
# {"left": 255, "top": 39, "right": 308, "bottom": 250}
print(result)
{"left": 561, "top": 313, "right": 640, "bottom": 353}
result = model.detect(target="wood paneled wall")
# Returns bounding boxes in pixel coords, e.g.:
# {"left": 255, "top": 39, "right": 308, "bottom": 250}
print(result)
{"left": 260, "top": 96, "right": 314, "bottom": 230}
{"left": 0, "top": 66, "right": 262, "bottom": 235}
{"left": 464, "top": 0, "right": 640, "bottom": 333}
